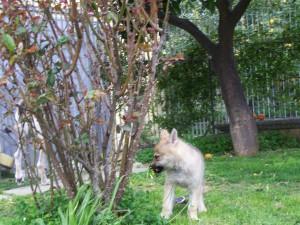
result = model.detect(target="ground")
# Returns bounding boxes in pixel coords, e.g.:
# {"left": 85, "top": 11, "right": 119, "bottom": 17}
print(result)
{"left": 0, "top": 149, "right": 300, "bottom": 224}
{"left": 125, "top": 149, "right": 300, "bottom": 225}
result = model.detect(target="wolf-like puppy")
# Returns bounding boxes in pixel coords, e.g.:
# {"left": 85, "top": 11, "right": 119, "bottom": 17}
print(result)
{"left": 151, "top": 128, "right": 206, "bottom": 220}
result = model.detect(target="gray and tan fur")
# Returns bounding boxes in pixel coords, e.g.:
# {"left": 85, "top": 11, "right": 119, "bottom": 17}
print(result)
{"left": 151, "top": 128, "right": 206, "bottom": 220}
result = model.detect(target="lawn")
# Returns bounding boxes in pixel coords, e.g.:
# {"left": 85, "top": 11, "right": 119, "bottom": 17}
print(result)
{"left": 0, "top": 149, "right": 300, "bottom": 225}
{"left": 122, "top": 149, "right": 300, "bottom": 225}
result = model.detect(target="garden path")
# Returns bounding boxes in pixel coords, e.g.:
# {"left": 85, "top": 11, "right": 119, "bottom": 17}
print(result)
{"left": 0, "top": 162, "right": 149, "bottom": 199}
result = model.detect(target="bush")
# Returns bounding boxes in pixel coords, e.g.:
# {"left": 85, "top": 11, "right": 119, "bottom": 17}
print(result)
{"left": 135, "top": 132, "right": 300, "bottom": 160}
{"left": 119, "top": 188, "right": 166, "bottom": 225}
{"left": 185, "top": 134, "right": 233, "bottom": 154}
{"left": 187, "top": 131, "right": 300, "bottom": 154}
{"left": 58, "top": 185, "right": 122, "bottom": 225}
{"left": 140, "top": 122, "right": 159, "bottom": 147}
{"left": 258, "top": 131, "right": 300, "bottom": 151}
{"left": 135, "top": 148, "right": 154, "bottom": 164}
{"left": 11, "top": 191, "right": 69, "bottom": 225}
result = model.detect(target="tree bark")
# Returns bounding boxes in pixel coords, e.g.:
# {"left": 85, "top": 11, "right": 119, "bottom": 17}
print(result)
{"left": 160, "top": 0, "right": 258, "bottom": 156}
{"left": 211, "top": 46, "right": 258, "bottom": 156}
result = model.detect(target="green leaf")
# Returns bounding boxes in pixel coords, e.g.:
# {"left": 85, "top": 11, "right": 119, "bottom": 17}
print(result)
{"left": 2, "top": 33, "right": 16, "bottom": 53}
{"left": 46, "top": 70, "right": 56, "bottom": 87}
{"left": 57, "top": 36, "right": 69, "bottom": 46}
{"left": 33, "top": 218, "right": 46, "bottom": 225}
{"left": 36, "top": 94, "right": 50, "bottom": 105}
{"left": 107, "top": 11, "right": 118, "bottom": 23}
{"left": 31, "top": 25, "right": 39, "bottom": 33}
{"left": 36, "top": 92, "right": 55, "bottom": 105}
{"left": 80, "top": 132, "right": 89, "bottom": 145}
{"left": 27, "top": 81, "right": 39, "bottom": 90}
{"left": 16, "top": 26, "right": 27, "bottom": 35}
{"left": 84, "top": 90, "right": 95, "bottom": 99}
{"left": 9, "top": 55, "right": 17, "bottom": 65}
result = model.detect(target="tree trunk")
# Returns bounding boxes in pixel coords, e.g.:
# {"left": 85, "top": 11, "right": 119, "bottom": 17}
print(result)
{"left": 212, "top": 47, "right": 258, "bottom": 156}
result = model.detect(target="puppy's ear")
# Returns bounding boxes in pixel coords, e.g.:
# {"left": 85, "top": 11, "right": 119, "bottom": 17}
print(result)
{"left": 160, "top": 129, "right": 169, "bottom": 141}
{"left": 169, "top": 128, "right": 178, "bottom": 144}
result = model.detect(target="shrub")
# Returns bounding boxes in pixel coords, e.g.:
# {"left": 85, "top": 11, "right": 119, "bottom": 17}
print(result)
{"left": 119, "top": 188, "right": 166, "bottom": 225}
{"left": 11, "top": 191, "right": 68, "bottom": 225}
{"left": 135, "top": 131, "right": 300, "bottom": 160}
{"left": 135, "top": 148, "right": 154, "bottom": 164}
{"left": 258, "top": 131, "right": 300, "bottom": 151}
{"left": 188, "top": 131, "right": 300, "bottom": 154}
{"left": 185, "top": 134, "right": 233, "bottom": 154}
{"left": 58, "top": 185, "right": 122, "bottom": 225}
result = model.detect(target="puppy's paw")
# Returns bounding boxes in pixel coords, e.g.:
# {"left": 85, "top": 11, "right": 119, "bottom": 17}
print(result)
{"left": 188, "top": 208, "right": 199, "bottom": 220}
{"left": 160, "top": 211, "right": 172, "bottom": 219}
{"left": 198, "top": 205, "right": 207, "bottom": 213}
{"left": 189, "top": 213, "right": 199, "bottom": 221}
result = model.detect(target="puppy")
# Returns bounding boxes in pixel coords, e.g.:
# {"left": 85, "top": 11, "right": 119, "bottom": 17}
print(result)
{"left": 150, "top": 129, "right": 206, "bottom": 220}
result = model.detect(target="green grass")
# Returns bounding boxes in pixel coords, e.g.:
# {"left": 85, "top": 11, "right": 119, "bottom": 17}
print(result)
{"left": 1, "top": 149, "right": 300, "bottom": 225}
{"left": 0, "top": 168, "right": 30, "bottom": 193}
{"left": 121, "top": 149, "right": 300, "bottom": 225}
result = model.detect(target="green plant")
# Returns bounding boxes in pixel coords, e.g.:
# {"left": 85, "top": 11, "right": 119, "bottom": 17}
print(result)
{"left": 58, "top": 177, "right": 127, "bottom": 225}
{"left": 185, "top": 134, "right": 233, "bottom": 154}
{"left": 122, "top": 149, "right": 300, "bottom": 225}
{"left": 258, "top": 131, "right": 300, "bottom": 151}
{"left": 8, "top": 191, "right": 69, "bottom": 225}
{"left": 140, "top": 122, "right": 159, "bottom": 147}
{"left": 119, "top": 187, "right": 167, "bottom": 225}
{"left": 186, "top": 131, "right": 300, "bottom": 154}
{"left": 135, "top": 148, "right": 154, "bottom": 164}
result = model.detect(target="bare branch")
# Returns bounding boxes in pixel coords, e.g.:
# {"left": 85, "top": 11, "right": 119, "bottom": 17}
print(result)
{"left": 158, "top": 12, "right": 217, "bottom": 56}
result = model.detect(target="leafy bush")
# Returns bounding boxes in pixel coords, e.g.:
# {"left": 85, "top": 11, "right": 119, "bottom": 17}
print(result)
{"left": 185, "top": 134, "right": 233, "bottom": 154}
{"left": 5, "top": 182, "right": 127, "bottom": 225}
{"left": 11, "top": 191, "right": 69, "bottom": 225}
{"left": 135, "top": 148, "right": 154, "bottom": 164}
{"left": 140, "top": 122, "right": 159, "bottom": 147}
{"left": 258, "top": 131, "right": 300, "bottom": 151}
{"left": 58, "top": 185, "right": 122, "bottom": 225}
{"left": 187, "top": 131, "right": 300, "bottom": 154}
{"left": 119, "top": 188, "right": 167, "bottom": 225}
{"left": 135, "top": 132, "right": 300, "bottom": 161}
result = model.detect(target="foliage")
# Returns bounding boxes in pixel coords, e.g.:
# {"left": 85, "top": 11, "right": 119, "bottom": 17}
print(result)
{"left": 156, "top": 4, "right": 300, "bottom": 131}
{"left": 258, "top": 131, "right": 300, "bottom": 151}
{"left": 2, "top": 149, "right": 300, "bottom": 224}
{"left": 185, "top": 134, "right": 234, "bottom": 154}
{"left": 140, "top": 122, "right": 159, "bottom": 147}
{"left": 119, "top": 187, "right": 167, "bottom": 225}
{"left": 156, "top": 41, "right": 217, "bottom": 133}
{"left": 135, "top": 131, "right": 300, "bottom": 164}
{"left": 0, "top": 178, "right": 29, "bottom": 193}
{"left": 188, "top": 131, "right": 300, "bottom": 154}
{"left": 58, "top": 185, "right": 122, "bottom": 225}
{"left": 123, "top": 149, "right": 300, "bottom": 224}
{"left": 135, "top": 148, "right": 154, "bottom": 164}
{"left": 2, "top": 191, "right": 69, "bottom": 225}
{"left": 0, "top": 0, "right": 167, "bottom": 203}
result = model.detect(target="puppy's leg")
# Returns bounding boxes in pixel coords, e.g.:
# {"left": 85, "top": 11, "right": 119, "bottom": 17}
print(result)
{"left": 198, "top": 185, "right": 207, "bottom": 213}
{"left": 188, "top": 187, "right": 201, "bottom": 220}
{"left": 161, "top": 182, "right": 175, "bottom": 219}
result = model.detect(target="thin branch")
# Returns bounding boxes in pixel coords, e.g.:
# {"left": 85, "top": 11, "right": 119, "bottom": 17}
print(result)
{"left": 231, "top": 0, "right": 252, "bottom": 25}
{"left": 64, "top": 0, "right": 83, "bottom": 77}
{"left": 158, "top": 12, "right": 217, "bottom": 56}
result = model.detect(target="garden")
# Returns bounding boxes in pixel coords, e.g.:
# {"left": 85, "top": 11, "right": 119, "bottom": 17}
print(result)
{"left": 1, "top": 0, "right": 300, "bottom": 224}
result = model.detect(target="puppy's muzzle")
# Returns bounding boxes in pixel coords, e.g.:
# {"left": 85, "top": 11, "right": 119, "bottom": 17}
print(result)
{"left": 150, "top": 163, "right": 164, "bottom": 173}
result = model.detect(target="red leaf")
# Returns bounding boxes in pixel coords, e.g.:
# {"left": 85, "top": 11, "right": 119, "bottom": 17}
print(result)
{"left": 26, "top": 45, "right": 38, "bottom": 54}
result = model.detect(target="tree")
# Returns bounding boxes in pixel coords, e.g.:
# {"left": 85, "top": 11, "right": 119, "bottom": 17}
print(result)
{"left": 159, "top": 0, "right": 258, "bottom": 156}
{"left": 0, "top": 0, "right": 167, "bottom": 205}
